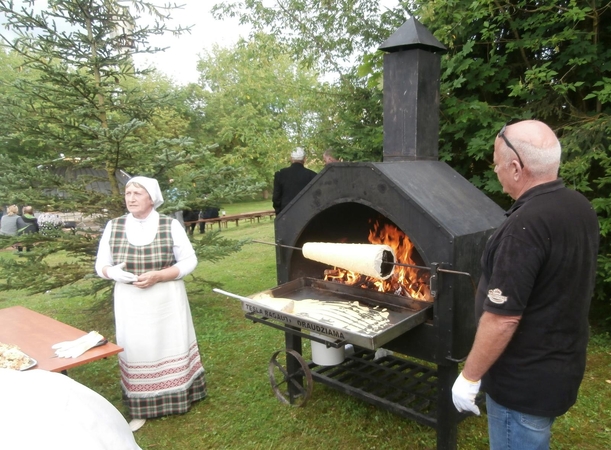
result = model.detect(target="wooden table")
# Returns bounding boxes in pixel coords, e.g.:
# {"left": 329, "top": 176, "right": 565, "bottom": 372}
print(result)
{"left": 0, "top": 305, "right": 123, "bottom": 373}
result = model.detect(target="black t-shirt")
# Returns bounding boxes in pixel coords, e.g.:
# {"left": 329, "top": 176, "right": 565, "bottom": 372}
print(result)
{"left": 476, "top": 179, "right": 599, "bottom": 417}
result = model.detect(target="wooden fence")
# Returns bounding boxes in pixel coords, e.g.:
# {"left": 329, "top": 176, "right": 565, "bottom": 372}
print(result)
{"left": 184, "top": 210, "right": 275, "bottom": 231}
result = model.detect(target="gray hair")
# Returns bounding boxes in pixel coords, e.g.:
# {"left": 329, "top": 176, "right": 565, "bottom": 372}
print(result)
{"left": 509, "top": 137, "right": 561, "bottom": 177}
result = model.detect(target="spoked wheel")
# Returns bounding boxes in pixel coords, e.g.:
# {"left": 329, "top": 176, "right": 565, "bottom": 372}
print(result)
{"left": 268, "top": 349, "right": 313, "bottom": 407}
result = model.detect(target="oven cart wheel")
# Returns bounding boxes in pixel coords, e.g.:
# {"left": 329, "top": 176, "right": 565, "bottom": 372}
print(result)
{"left": 268, "top": 349, "right": 313, "bottom": 407}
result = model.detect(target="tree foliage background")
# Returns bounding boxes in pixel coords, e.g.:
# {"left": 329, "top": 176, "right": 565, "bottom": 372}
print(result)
{"left": 0, "top": 0, "right": 257, "bottom": 295}
{"left": 214, "top": 0, "right": 611, "bottom": 326}
{"left": 415, "top": 0, "right": 611, "bottom": 324}
{"left": 194, "top": 33, "right": 325, "bottom": 192}
{"left": 1, "top": 0, "right": 610, "bottom": 327}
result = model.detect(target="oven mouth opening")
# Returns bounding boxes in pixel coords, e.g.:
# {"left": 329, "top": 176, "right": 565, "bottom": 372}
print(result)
{"left": 291, "top": 202, "right": 431, "bottom": 302}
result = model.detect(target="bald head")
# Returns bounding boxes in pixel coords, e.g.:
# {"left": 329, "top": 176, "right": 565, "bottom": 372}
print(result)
{"left": 499, "top": 120, "right": 561, "bottom": 177}
{"left": 511, "top": 120, "right": 559, "bottom": 152}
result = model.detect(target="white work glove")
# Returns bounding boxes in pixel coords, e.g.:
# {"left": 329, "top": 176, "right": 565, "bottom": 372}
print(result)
{"left": 52, "top": 331, "right": 105, "bottom": 358}
{"left": 106, "top": 262, "right": 138, "bottom": 284}
{"left": 452, "top": 371, "right": 481, "bottom": 415}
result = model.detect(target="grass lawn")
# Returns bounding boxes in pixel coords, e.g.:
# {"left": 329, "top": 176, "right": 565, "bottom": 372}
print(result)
{"left": 219, "top": 199, "right": 273, "bottom": 215}
{"left": 0, "top": 204, "right": 610, "bottom": 449}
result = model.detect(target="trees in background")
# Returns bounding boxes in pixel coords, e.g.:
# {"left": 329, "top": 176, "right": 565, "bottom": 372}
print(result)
{"left": 194, "top": 34, "right": 324, "bottom": 191}
{"left": 0, "top": 0, "right": 254, "bottom": 294}
{"left": 214, "top": 0, "right": 611, "bottom": 324}
{"left": 211, "top": 0, "right": 393, "bottom": 163}
{"left": 0, "top": 0, "right": 212, "bottom": 217}
{"left": 414, "top": 0, "right": 611, "bottom": 199}
{"left": 1, "top": 1, "right": 610, "bottom": 324}
{"left": 212, "top": 0, "right": 399, "bottom": 74}
{"left": 414, "top": 0, "right": 611, "bottom": 319}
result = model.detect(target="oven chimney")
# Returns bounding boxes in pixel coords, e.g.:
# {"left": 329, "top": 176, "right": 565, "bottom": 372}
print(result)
{"left": 379, "top": 18, "right": 447, "bottom": 162}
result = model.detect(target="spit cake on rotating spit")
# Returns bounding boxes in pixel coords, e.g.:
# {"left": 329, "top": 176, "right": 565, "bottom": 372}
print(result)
{"left": 301, "top": 242, "right": 396, "bottom": 280}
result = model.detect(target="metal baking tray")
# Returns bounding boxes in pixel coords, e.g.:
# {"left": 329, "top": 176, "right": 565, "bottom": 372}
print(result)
{"left": 20, "top": 355, "right": 37, "bottom": 371}
{"left": 0, "top": 349, "right": 37, "bottom": 371}
{"left": 221, "top": 277, "right": 432, "bottom": 350}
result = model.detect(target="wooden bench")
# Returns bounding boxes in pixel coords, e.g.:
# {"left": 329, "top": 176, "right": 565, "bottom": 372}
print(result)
{"left": 184, "top": 210, "right": 275, "bottom": 231}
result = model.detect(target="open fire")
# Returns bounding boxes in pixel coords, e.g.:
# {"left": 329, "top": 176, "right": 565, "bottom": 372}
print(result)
{"left": 324, "top": 221, "right": 432, "bottom": 301}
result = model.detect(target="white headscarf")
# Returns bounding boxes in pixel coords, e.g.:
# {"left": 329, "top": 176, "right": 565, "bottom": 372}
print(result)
{"left": 127, "top": 176, "right": 164, "bottom": 209}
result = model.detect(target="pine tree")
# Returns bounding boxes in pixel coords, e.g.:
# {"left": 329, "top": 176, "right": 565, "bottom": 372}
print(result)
{"left": 0, "top": 0, "right": 258, "bottom": 294}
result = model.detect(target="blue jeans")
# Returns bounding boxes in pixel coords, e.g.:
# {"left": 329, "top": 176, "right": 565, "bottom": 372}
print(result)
{"left": 486, "top": 394, "right": 555, "bottom": 450}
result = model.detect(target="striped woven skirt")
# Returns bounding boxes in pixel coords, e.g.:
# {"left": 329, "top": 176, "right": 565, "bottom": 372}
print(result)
{"left": 114, "top": 280, "right": 206, "bottom": 419}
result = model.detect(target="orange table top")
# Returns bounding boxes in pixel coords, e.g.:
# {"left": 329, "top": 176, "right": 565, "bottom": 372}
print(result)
{"left": 0, "top": 305, "right": 122, "bottom": 373}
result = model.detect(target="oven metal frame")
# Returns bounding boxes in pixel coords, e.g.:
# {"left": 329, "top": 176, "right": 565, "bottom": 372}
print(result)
{"left": 240, "top": 275, "right": 470, "bottom": 450}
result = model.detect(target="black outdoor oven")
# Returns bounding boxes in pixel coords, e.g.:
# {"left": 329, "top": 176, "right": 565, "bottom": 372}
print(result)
{"left": 268, "top": 18, "right": 506, "bottom": 450}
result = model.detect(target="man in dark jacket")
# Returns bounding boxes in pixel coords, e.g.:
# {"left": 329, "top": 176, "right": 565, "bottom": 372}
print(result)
{"left": 272, "top": 147, "right": 317, "bottom": 214}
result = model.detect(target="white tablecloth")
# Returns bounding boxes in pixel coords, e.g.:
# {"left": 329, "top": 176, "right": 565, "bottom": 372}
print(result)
{"left": 0, "top": 368, "right": 141, "bottom": 450}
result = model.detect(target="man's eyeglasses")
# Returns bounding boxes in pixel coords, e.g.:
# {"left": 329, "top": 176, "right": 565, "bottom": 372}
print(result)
{"left": 497, "top": 123, "right": 524, "bottom": 169}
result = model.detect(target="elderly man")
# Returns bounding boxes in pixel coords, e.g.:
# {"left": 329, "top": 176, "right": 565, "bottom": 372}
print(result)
{"left": 452, "top": 120, "right": 599, "bottom": 449}
{"left": 272, "top": 147, "right": 317, "bottom": 214}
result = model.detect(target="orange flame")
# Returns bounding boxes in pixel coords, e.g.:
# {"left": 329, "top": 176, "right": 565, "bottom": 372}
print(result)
{"left": 324, "top": 222, "right": 431, "bottom": 301}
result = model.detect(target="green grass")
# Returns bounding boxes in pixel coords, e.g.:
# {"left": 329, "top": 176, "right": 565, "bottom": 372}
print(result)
{"left": 0, "top": 206, "right": 610, "bottom": 449}
{"left": 220, "top": 199, "right": 273, "bottom": 215}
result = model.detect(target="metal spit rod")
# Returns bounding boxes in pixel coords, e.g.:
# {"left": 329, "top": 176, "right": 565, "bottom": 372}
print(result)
{"left": 251, "top": 239, "right": 472, "bottom": 277}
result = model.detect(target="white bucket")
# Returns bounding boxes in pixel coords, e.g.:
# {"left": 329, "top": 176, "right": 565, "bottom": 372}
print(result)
{"left": 310, "top": 332, "right": 345, "bottom": 366}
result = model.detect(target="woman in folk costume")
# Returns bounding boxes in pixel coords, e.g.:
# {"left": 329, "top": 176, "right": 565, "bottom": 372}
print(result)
{"left": 95, "top": 176, "right": 206, "bottom": 432}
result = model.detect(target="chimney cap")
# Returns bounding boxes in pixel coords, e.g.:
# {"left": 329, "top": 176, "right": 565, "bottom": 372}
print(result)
{"left": 379, "top": 17, "right": 447, "bottom": 54}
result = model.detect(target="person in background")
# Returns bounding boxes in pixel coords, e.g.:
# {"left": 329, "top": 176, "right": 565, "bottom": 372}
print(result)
{"left": 323, "top": 148, "right": 340, "bottom": 164}
{"left": 182, "top": 208, "right": 200, "bottom": 236}
{"left": 95, "top": 176, "right": 206, "bottom": 432}
{"left": 272, "top": 147, "right": 317, "bottom": 214}
{"left": 0, "top": 204, "right": 19, "bottom": 236}
{"left": 166, "top": 178, "right": 186, "bottom": 229}
{"left": 16, "top": 205, "right": 39, "bottom": 252}
{"left": 451, "top": 120, "right": 599, "bottom": 449}
{"left": 199, "top": 205, "right": 220, "bottom": 234}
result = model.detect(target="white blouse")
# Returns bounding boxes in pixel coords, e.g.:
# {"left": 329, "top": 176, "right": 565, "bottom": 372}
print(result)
{"left": 95, "top": 210, "right": 197, "bottom": 279}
